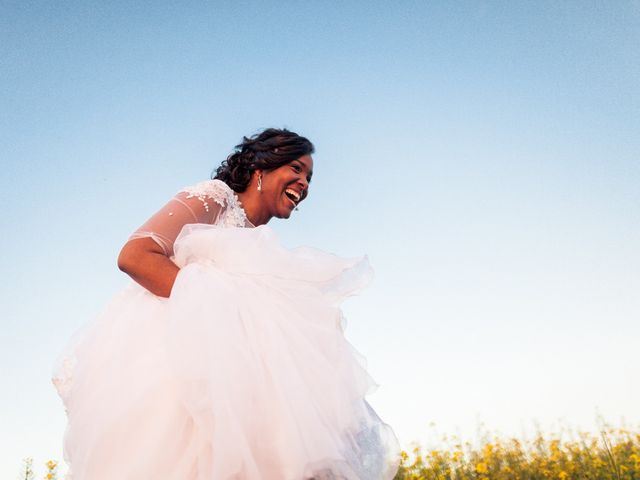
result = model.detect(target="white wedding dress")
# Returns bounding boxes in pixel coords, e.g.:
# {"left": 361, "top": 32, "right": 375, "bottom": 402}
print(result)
{"left": 53, "top": 179, "right": 399, "bottom": 480}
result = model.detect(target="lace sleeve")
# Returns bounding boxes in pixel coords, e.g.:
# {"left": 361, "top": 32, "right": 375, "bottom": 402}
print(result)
{"left": 128, "top": 190, "right": 224, "bottom": 257}
{"left": 128, "top": 179, "right": 249, "bottom": 256}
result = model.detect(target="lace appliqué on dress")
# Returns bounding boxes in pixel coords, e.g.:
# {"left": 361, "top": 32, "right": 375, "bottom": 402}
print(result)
{"left": 181, "top": 179, "right": 250, "bottom": 228}
{"left": 52, "top": 355, "right": 77, "bottom": 411}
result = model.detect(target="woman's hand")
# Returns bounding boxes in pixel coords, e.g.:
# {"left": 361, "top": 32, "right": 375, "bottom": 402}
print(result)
{"left": 118, "top": 237, "right": 180, "bottom": 298}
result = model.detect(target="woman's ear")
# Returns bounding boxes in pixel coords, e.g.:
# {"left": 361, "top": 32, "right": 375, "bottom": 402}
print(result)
{"left": 252, "top": 169, "right": 264, "bottom": 192}
{"left": 252, "top": 169, "right": 264, "bottom": 184}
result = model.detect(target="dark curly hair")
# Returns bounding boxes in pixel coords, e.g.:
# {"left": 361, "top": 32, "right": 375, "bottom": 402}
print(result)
{"left": 214, "top": 128, "right": 315, "bottom": 192}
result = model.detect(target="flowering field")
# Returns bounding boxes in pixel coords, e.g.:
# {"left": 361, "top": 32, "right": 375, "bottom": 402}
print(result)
{"left": 20, "top": 423, "right": 639, "bottom": 480}
{"left": 20, "top": 458, "right": 58, "bottom": 480}
{"left": 394, "top": 424, "right": 639, "bottom": 480}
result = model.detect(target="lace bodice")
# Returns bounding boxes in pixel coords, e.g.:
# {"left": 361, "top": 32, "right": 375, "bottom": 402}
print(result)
{"left": 128, "top": 179, "right": 252, "bottom": 256}
{"left": 181, "top": 180, "right": 250, "bottom": 228}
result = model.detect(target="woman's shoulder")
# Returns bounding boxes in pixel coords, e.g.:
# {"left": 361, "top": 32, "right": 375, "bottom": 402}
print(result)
{"left": 178, "top": 179, "right": 236, "bottom": 208}
{"left": 177, "top": 180, "right": 249, "bottom": 227}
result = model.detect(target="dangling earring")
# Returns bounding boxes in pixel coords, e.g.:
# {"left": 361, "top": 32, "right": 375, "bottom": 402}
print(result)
{"left": 257, "top": 175, "right": 262, "bottom": 192}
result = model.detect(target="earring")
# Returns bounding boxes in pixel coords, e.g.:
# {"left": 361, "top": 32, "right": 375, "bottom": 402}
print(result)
{"left": 257, "top": 175, "right": 262, "bottom": 192}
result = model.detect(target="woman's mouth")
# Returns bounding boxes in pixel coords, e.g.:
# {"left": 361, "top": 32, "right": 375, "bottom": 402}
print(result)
{"left": 284, "top": 188, "right": 301, "bottom": 208}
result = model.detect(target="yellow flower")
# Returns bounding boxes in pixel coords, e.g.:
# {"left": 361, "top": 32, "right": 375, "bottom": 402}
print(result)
{"left": 452, "top": 450, "right": 464, "bottom": 462}
{"left": 476, "top": 461, "right": 489, "bottom": 474}
{"left": 558, "top": 471, "right": 568, "bottom": 480}
{"left": 483, "top": 443, "right": 494, "bottom": 458}
{"left": 46, "top": 460, "right": 57, "bottom": 470}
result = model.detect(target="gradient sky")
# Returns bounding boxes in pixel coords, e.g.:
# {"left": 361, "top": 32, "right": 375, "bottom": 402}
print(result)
{"left": 1, "top": 1, "right": 639, "bottom": 477}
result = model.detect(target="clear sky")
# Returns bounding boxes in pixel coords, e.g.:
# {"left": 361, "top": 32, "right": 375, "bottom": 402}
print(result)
{"left": 1, "top": 1, "right": 639, "bottom": 477}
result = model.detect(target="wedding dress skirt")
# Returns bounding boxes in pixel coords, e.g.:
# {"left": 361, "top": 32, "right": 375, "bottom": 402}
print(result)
{"left": 53, "top": 224, "right": 399, "bottom": 480}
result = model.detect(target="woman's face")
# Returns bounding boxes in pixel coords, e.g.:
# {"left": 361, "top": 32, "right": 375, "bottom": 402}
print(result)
{"left": 261, "top": 154, "right": 313, "bottom": 219}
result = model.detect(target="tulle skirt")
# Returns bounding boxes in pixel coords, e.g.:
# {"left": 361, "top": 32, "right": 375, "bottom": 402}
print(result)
{"left": 53, "top": 224, "right": 399, "bottom": 480}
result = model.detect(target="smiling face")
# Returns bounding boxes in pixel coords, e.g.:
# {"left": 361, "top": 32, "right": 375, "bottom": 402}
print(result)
{"left": 260, "top": 154, "right": 313, "bottom": 219}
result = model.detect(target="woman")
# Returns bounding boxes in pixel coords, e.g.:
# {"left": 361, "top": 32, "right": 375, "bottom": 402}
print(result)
{"left": 53, "top": 128, "right": 399, "bottom": 480}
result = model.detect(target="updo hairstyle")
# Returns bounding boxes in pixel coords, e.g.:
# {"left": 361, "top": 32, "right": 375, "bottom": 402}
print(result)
{"left": 214, "top": 128, "right": 315, "bottom": 192}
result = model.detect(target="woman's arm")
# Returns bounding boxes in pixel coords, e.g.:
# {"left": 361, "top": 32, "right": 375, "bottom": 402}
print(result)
{"left": 119, "top": 189, "right": 223, "bottom": 297}
{"left": 118, "top": 237, "right": 179, "bottom": 298}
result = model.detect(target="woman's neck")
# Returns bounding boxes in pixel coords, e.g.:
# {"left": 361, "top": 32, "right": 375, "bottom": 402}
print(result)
{"left": 237, "top": 190, "right": 271, "bottom": 227}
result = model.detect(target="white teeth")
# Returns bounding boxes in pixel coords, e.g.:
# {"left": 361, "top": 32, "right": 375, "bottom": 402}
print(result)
{"left": 285, "top": 188, "right": 301, "bottom": 202}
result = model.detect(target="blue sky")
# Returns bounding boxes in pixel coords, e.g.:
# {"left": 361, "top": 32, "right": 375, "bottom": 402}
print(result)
{"left": 1, "top": 1, "right": 639, "bottom": 477}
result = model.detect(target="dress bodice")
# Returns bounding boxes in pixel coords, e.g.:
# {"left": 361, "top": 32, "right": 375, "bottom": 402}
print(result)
{"left": 128, "top": 179, "right": 253, "bottom": 257}
{"left": 180, "top": 179, "right": 253, "bottom": 229}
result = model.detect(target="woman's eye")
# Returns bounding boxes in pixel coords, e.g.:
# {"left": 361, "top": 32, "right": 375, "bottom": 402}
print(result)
{"left": 291, "top": 165, "right": 301, "bottom": 173}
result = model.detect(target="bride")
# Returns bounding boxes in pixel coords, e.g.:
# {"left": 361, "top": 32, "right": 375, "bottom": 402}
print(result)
{"left": 53, "top": 128, "right": 399, "bottom": 480}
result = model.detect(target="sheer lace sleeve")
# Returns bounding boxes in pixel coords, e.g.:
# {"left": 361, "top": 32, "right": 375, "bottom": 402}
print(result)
{"left": 128, "top": 179, "right": 250, "bottom": 257}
